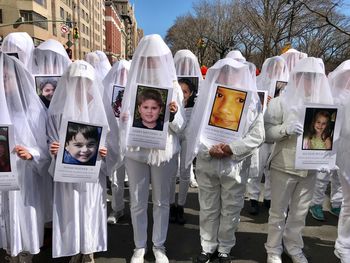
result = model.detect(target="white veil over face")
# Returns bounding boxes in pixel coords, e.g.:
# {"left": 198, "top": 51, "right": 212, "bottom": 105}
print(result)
{"left": 173, "top": 49, "right": 202, "bottom": 77}
{"left": 2, "top": 32, "right": 34, "bottom": 69}
{"left": 257, "top": 56, "right": 289, "bottom": 96}
{"left": 85, "top": 52, "right": 100, "bottom": 68}
{"left": 32, "top": 39, "right": 71, "bottom": 74}
{"left": 185, "top": 58, "right": 260, "bottom": 166}
{"left": 281, "top": 48, "right": 308, "bottom": 73}
{"left": 103, "top": 59, "right": 131, "bottom": 89}
{"left": 95, "top": 50, "right": 112, "bottom": 79}
{"left": 280, "top": 57, "right": 333, "bottom": 122}
{"left": 226, "top": 50, "right": 246, "bottom": 62}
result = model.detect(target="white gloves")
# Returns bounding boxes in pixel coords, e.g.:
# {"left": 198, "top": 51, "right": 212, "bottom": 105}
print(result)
{"left": 285, "top": 122, "right": 304, "bottom": 135}
{"left": 317, "top": 165, "right": 339, "bottom": 173}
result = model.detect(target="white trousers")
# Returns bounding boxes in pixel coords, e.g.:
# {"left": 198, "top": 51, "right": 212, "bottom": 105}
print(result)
{"left": 196, "top": 158, "right": 247, "bottom": 254}
{"left": 246, "top": 143, "right": 272, "bottom": 200}
{"left": 169, "top": 137, "right": 195, "bottom": 206}
{"left": 265, "top": 169, "right": 316, "bottom": 256}
{"left": 311, "top": 171, "right": 343, "bottom": 208}
{"left": 125, "top": 157, "right": 176, "bottom": 249}
{"left": 111, "top": 165, "right": 127, "bottom": 212}
{"left": 335, "top": 171, "right": 350, "bottom": 261}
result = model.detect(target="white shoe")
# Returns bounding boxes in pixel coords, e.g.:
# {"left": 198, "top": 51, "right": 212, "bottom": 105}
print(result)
{"left": 286, "top": 251, "right": 308, "bottom": 263}
{"left": 18, "top": 252, "right": 33, "bottom": 263}
{"left": 267, "top": 253, "right": 282, "bottom": 263}
{"left": 107, "top": 209, "right": 124, "bottom": 224}
{"left": 190, "top": 179, "right": 198, "bottom": 188}
{"left": 153, "top": 247, "right": 169, "bottom": 263}
{"left": 131, "top": 248, "right": 146, "bottom": 263}
{"left": 69, "top": 254, "right": 82, "bottom": 263}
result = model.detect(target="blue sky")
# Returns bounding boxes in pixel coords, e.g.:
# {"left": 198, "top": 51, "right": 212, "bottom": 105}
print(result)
{"left": 129, "top": 0, "right": 194, "bottom": 38}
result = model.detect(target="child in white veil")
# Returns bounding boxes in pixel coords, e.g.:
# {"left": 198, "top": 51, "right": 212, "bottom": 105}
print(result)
{"left": 47, "top": 60, "right": 112, "bottom": 262}
{"left": 0, "top": 52, "right": 49, "bottom": 262}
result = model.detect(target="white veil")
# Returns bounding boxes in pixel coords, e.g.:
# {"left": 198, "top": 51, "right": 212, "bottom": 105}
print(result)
{"left": 2, "top": 32, "right": 34, "bottom": 70}
{"left": 226, "top": 50, "right": 246, "bottom": 62}
{"left": 174, "top": 49, "right": 203, "bottom": 77}
{"left": 95, "top": 50, "right": 112, "bottom": 79}
{"left": 281, "top": 48, "right": 308, "bottom": 73}
{"left": 32, "top": 39, "right": 71, "bottom": 74}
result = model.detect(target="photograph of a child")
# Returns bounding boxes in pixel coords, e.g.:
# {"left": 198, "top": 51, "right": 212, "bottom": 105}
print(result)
{"left": 63, "top": 122, "right": 102, "bottom": 166}
{"left": 0, "top": 127, "right": 11, "bottom": 173}
{"left": 302, "top": 108, "right": 337, "bottom": 151}
{"left": 5, "top": 53, "right": 19, "bottom": 59}
{"left": 35, "top": 76, "right": 60, "bottom": 108}
{"left": 178, "top": 76, "right": 199, "bottom": 108}
{"left": 132, "top": 86, "right": 167, "bottom": 131}
{"left": 274, "top": 81, "right": 288, "bottom": 97}
{"left": 111, "top": 85, "right": 125, "bottom": 118}
{"left": 257, "top": 91, "right": 266, "bottom": 110}
{"left": 208, "top": 86, "right": 247, "bottom": 131}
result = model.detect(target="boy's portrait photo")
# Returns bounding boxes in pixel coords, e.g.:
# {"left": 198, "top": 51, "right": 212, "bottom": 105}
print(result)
{"left": 111, "top": 85, "right": 125, "bottom": 118}
{"left": 132, "top": 86, "right": 168, "bottom": 131}
{"left": 0, "top": 127, "right": 11, "bottom": 173}
{"left": 208, "top": 86, "right": 247, "bottom": 131}
{"left": 177, "top": 76, "right": 199, "bottom": 108}
{"left": 35, "top": 76, "right": 60, "bottom": 108}
{"left": 274, "top": 81, "right": 287, "bottom": 97}
{"left": 302, "top": 108, "right": 337, "bottom": 151}
{"left": 62, "top": 122, "right": 102, "bottom": 166}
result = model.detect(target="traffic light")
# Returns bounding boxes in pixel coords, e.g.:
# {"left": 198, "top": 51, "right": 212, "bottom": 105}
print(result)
{"left": 73, "top": 27, "right": 79, "bottom": 39}
{"left": 66, "top": 48, "right": 72, "bottom": 59}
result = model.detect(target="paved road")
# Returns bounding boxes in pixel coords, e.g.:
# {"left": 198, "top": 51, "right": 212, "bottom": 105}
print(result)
{"left": 1, "top": 185, "right": 340, "bottom": 263}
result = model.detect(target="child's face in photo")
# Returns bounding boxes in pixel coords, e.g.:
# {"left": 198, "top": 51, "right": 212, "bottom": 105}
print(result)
{"left": 65, "top": 132, "right": 98, "bottom": 163}
{"left": 0, "top": 144, "right": 6, "bottom": 158}
{"left": 138, "top": 99, "right": 161, "bottom": 126}
{"left": 180, "top": 82, "right": 192, "bottom": 103}
{"left": 314, "top": 115, "right": 328, "bottom": 136}
{"left": 41, "top": 83, "right": 55, "bottom": 101}
{"left": 210, "top": 87, "right": 246, "bottom": 131}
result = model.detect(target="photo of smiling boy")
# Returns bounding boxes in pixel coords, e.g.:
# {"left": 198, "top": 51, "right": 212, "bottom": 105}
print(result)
{"left": 132, "top": 87, "right": 166, "bottom": 131}
{"left": 209, "top": 86, "right": 247, "bottom": 131}
{"left": 63, "top": 122, "right": 102, "bottom": 166}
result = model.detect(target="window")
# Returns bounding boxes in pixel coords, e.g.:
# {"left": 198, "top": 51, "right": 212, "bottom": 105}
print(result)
{"left": 20, "top": 10, "right": 48, "bottom": 30}
{"left": 60, "top": 7, "right": 65, "bottom": 19}
{"left": 34, "top": 0, "right": 46, "bottom": 7}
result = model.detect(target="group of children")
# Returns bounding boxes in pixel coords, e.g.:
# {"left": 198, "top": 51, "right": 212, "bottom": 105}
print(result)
{"left": 0, "top": 31, "right": 349, "bottom": 263}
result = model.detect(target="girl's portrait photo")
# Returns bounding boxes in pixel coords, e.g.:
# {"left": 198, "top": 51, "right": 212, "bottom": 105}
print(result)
{"left": 274, "top": 81, "right": 287, "bottom": 97}
{"left": 0, "top": 127, "right": 11, "bottom": 173}
{"left": 111, "top": 85, "right": 125, "bottom": 118}
{"left": 63, "top": 122, "right": 102, "bottom": 166}
{"left": 132, "top": 86, "right": 167, "bottom": 131}
{"left": 209, "top": 86, "right": 247, "bottom": 131}
{"left": 302, "top": 108, "right": 337, "bottom": 150}
{"left": 35, "top": 76, "right": 60, "bottom": 108}
{"left": 178, "top": 76, "right": 199, "bottom": 108}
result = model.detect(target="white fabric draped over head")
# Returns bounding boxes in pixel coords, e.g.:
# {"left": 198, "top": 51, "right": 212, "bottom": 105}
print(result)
{"left": 257, "top": 56, "right": 289, "bottom": 96}
{"left": 281, "top": 48, "right": 308, "bottom": 73}
{"left": 185, "top": 58, "right": 260, "bottom": 166}
{"left": 32, "top": 39, "right": 71, "bottom": 74}
{"left": 85, "top": 51, "right": 111, "bottom": 80}
{"left": 174, "top": 49, "right": 203, "bottom": 77}
{"left": 2, "top": 32, "right": 34, "bottom": 70}
{"left": 226, "top": 50, "right": 246, "bottom": 62}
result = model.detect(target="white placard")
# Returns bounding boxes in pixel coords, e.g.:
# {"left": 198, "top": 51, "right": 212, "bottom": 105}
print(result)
{"left": 295, "top": 104, "right": 341, "bottom": 170}
{"left": 54, "top": 119, "right": 107, "bottom": 183}
{"left": 200, "top": 84, "right": 252, "bottom": 146}
{"left": 127, "top": 84, "right": 173, "bottom": 150}
{"left": 0, "top": 125, "right": 19, "bottom": 190}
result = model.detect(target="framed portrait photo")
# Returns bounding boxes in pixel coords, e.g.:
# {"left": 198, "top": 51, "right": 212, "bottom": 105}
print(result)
{"left": 111, "top": 85, "right": 125, "bottom": 118}
{"left": 34, "top": 75, "right": 61, "bottom": 108}
{"left": 274, "top": 81, "right": 287, "bottom": 98}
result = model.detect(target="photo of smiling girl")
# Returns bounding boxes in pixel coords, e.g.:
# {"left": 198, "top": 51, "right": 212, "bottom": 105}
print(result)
{"left": 209, "top": 86, "right": 247, "bottom": 131}
{"left": 63, "top": 122, "right": 102, "bottom": 166}
{"left": 132, "top": 87, "right": 166, "bottom": 131}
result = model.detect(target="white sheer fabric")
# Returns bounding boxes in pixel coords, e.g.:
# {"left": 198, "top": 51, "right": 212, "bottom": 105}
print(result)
{"left": 257, "top": 56, "right": 289, "bottom": 96}
{"left": 32, "top": 39, "right": 71, "bottom": 74}
{"left": 1, "top": 32, "right": 34, "bottom": 70}
{"left": 281, "top": 48, "right": 308, "bottom": 73}
{"left": 85, "top": 51, "right": 111, "bottom": 80}
{"left": 226, "top": 50, "right": 246, "bottom": 62}
{"left": 174, "top": 49, "right": 203, "bottom": 77}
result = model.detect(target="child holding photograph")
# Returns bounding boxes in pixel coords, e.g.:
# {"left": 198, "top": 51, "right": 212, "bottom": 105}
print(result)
{"left": 133, "top": 88, "right": 164, "bottom": 131}
{"left": 63, "top": 123, "right": 100, "bottom": 165}
{"left": 303, "top": 111, "right": 332, "bottom": 150}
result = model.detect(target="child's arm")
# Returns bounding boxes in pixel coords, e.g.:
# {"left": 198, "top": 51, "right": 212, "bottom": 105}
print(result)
{"left": 99, "top": 147, "right": 108, "bottom": 158}
{"left": 50, "top": 142, "right": 60, "bottom": 156}
{"left": 14, "top": 145, "right": 34, "bottom": 160}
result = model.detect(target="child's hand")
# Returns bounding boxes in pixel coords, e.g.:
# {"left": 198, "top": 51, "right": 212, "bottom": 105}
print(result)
{"left": 99, "top": 147, "right": 107, "bottom": 158}
{"left": 267, "top": 96, "right": 272, "bottom": 105}
{"left": 169, "top": 101, "right": 178, "bottom": 114}
{"left": 220, "top": 143, "right": 233, "bottom": 156}
{"left": 50, "top": 142, "right": 60, "bottom": 156}
{"left": 120, "top": 112, "right": 129, "bottom": 123}
{"left": 209, "top": 144, "right": 226, "bottom": 158}
{"left": 14, "top": 145, "right": 33, "bottom": 160}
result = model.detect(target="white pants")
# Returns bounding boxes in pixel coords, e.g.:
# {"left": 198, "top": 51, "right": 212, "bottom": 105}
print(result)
{"left": 125, "top": 157, "right": 176, "bottom": 249}
{"left": 169, "top": 138, "right": 195, "bottom": 206}
{"left": 311, "top": 171, "right": 343, "bottom": 208}
{"left": 196, "top": 158, "right": 247, "bottom": 254}
{"left": 335, "top": 171, "right": 350, "bottom": 261}
{"left": 246, "top": 143, "right": 272, "bottom": 201}
{"left": 111, "top": 165, "right": 127, "bottom": 212}
{"left": 265, "top": 169, "right": 316, "bottom": 256}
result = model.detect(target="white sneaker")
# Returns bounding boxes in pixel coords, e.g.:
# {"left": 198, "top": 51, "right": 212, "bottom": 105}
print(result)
{"left": 267, "top": 253, "right": 282, "bottom": 263}
{"left": 286, "top": 252, "right": 308, "bottom": 263}
{"left": 18, "top": 252, "right": 33, "bottom": 263}
{"left": 131, "top": 248, "right": 146, "bottom": 263}
{"left": 153, "top": 247, "right": 169, "bottom": 263}
{"left": 190, "top": 179, "right": 198, "bottom": 188}
{"left": 107, "top": 209, "right": 124, "bottom": 224}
